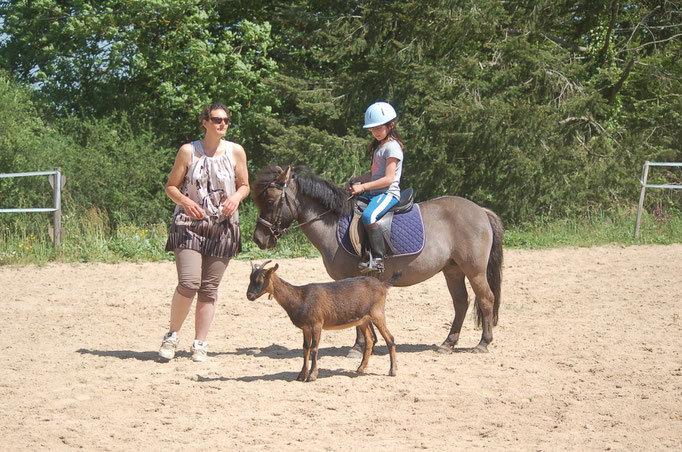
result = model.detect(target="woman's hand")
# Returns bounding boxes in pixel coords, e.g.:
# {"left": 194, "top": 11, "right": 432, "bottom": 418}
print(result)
{"left": 221, "top": 193, "right": 241, "bottom": 217}
{"left": 182, "top": 198, "right": 205, "bottom": 220}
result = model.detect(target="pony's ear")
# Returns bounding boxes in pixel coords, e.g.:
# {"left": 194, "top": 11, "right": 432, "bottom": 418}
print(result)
{"left": 276, "top": 165, "right": 292, "bottom": 184}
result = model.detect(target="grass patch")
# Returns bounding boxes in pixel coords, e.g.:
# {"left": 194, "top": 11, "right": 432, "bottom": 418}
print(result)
{"left": 1, "top": 205, "right": 680, "bottom": 266}
{"left": 505, "top": 207, "right": 682, "bottom": 248}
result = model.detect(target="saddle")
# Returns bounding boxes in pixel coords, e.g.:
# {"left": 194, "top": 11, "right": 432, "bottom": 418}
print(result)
{"left": 349, "top": 188, "right": 416, "bottom": 256}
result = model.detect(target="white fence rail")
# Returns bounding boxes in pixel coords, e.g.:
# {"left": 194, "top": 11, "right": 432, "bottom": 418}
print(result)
{"left": 635, "top": 161, "right": 682, "bottom": 238}
{"left": 0, "top": 168, "right": 65, "bottom": 245}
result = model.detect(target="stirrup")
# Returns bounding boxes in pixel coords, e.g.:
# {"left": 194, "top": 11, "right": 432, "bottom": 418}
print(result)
{"left": 358, "top": 258, "right": 384, "bottom": 273}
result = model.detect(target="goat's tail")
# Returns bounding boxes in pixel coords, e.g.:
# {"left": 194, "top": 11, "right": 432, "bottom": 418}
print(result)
{"left": 386, "top": 271, "right": 403, "bottom": 287}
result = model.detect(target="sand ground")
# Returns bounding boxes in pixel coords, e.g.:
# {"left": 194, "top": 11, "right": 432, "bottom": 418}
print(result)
{"left": 1, "top": 245, "right": 681, "bottom": 450}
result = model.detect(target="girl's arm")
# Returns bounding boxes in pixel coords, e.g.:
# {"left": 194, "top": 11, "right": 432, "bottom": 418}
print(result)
{"left": 350, "top": 158, "right": 398, "bottom": 195}
{"left": 347, "top": 171, "right": 371, "bottom": 190}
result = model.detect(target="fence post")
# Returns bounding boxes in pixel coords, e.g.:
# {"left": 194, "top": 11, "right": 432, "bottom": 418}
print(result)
{"left": 48, "top": 167, "right": 64, "bottom": 246}
{"left": 634, "top": 162, "right": 649, "bottom": 239}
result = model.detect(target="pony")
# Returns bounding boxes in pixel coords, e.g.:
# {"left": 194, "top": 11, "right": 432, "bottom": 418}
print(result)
{"left": 252, "top": 165, "right": 503, "bottom": 355}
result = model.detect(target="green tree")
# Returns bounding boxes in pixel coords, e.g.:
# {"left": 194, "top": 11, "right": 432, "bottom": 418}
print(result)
{"left": 257, "top": 0, "right": 682, "bottom": 221}
{"left": 0, "top": 0, "right": 278, "bottom": 148}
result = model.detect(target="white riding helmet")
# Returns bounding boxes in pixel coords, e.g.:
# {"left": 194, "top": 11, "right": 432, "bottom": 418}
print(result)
{"left": 363, "top": 102, "right": 397, "bottom": 128}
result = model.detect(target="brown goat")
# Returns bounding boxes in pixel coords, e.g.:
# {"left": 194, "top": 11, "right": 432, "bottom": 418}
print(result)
{"left": 246, "top": 261, "right": 399, "bottom": 382}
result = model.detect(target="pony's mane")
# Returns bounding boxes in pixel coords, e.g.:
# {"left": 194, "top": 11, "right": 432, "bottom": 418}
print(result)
{"left": 254, "top": 164, "right": 353, "bottom": 217}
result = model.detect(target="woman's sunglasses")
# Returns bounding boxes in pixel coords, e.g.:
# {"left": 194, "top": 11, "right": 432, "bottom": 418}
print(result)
{"left": 209, "top": 117, "right": 229, "bottom": 124}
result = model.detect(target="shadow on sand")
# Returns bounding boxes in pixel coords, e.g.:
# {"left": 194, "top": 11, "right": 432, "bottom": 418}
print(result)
{"left": 76, "top": 342, "right": 457, "bottom": 365}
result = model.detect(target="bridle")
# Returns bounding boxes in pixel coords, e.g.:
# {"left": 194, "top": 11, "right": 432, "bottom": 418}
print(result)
{"left": 256, "top": 175, "right": 335, "bottom": 240}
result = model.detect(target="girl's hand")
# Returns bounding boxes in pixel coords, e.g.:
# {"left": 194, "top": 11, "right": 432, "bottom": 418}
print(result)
{"left": 182, "top": 199, "right": 205, "bottom": 220}
{"left": 350, "top": 183, "right": 365, "bottom": 196}
{"left": 221, "top": 193, "right": 241, "bottom": 217}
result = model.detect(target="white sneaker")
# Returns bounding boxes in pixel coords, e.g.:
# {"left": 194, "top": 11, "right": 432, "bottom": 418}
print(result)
{"left": 191, "top": 340, "right": 208, "bottom": 362}
{"left": 158, "top": 332, "right": 179, "bottom": 360}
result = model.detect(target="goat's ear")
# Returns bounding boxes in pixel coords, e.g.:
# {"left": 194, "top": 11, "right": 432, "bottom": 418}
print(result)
{"left": 265, "top": 263, "right": 278, "bottom": 276}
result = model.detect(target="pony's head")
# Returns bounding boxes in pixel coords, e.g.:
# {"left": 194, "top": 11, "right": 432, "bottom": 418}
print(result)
{"left": 252, "top": 164, "right": 353, "bottom": 249}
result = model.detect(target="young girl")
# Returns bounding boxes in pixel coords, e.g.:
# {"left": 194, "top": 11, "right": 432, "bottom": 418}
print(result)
{"left": 347, "top": 101, "right": 404, "bottom": 272}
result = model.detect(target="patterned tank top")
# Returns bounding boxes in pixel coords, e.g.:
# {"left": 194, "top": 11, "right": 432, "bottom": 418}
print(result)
{"left": 165, "top": 140, "right": 242, "bottom": 258}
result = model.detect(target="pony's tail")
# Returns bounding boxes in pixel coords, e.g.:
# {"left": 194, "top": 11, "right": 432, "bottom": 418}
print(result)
{"left": 476, "top": 209, "right": 504, "bottom": 327}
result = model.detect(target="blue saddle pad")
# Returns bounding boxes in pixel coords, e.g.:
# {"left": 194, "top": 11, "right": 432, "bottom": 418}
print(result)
{"left": 337, "top": 204, "right": 425, "bottom": 257}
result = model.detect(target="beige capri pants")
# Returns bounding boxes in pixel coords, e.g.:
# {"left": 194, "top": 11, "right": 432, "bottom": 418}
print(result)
{"left": 174, "top": 248, "right": 230, "bottom": 303}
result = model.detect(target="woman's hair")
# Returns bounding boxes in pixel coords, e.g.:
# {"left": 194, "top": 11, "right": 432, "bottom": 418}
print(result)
{"left": 200, "top": 103, "right": 231, "bottom": 124}
{"left": 367, "top": 121, "right": 405, "bottom": 157}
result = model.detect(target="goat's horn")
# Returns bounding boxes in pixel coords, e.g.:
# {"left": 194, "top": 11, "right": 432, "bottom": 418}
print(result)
{"left": 261, "top": 260, "right": 272, "bottom": 269}
{"left": 250, "top": 261, "right": 256, "bottom": 271}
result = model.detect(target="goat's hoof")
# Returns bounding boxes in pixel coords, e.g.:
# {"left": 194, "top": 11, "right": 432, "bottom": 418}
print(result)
{"left": 296, "top": 373, "right": 307, "bottom": 382}
{"left": 389, "top": 369, "right": 397, "bottom": 377}
{"left": 472, "top": 344, "right": 489, "bottom": 354}
{"left": 346, "top": 347, "right": 363, "bottom": 359}
{"left": 306, "top": 374, "right": 317, "bottom": 382}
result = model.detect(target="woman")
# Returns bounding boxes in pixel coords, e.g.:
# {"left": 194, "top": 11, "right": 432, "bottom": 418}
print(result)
{"left": 347, "top": 101, "right": 404, "bottom": 273}
{"left": 158, "top": 103, "right": 250, "bottom": 362}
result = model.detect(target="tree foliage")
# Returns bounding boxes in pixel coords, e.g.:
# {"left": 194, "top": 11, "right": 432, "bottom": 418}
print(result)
{"left": 255, "top": 0, "right": 682, "bottom": 221}
{"left": 1, "top": 0, "right": 681, "bottom": 224}
{"left": 0, "top": 0, "right": 278, "bottom": 147}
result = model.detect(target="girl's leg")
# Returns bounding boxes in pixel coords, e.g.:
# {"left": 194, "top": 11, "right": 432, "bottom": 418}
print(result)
{"left": 360, "top": 193, "right": 398, "bottom": 225}
{"left": 359, "top": 194, "right": 398, "bottom": 272}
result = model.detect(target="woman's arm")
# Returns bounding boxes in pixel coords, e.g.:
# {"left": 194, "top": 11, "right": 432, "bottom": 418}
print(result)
{"left": 220, "top": 143, "right": 250, "bottom": 217}
{"left": 165, "top": 144, "right": 205, "bottom": 219}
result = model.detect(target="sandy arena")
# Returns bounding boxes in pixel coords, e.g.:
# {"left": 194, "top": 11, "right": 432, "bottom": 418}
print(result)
{"left": 1, "top": 245, "right": 681, "bottom": 450}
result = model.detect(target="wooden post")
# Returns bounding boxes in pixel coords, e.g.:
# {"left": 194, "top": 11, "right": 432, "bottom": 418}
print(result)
{"left": 634, "top": 162, "right": 649, "bottom": 239}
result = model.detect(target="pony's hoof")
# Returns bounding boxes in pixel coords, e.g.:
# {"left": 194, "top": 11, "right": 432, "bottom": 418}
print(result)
{"left": 436, "top": 344, "right": 454, "bottom": 354}
{"left": 347, "top": 347, "right": 363, "bottom": 359}
{"left": 472, "top": 344, "right": 489, "bottom": 354}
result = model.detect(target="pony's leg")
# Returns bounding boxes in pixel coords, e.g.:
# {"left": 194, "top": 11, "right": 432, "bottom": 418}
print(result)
{"left": 468, "top": 273, "right": 495, "bottom": 353}
{"left": 348, "top": 326, "right": 365, "bottom": 358}
{"left": 297, "top": 328, "right": 312, "bottom": 381}
{"left": 439, "top": 266, "right": 469, "bottom": 353}
{"left": 307, "top": 324, "right": 322, "bottom": 382}
{"left": 347, "top": 323, "right": 378, "bottom": 359}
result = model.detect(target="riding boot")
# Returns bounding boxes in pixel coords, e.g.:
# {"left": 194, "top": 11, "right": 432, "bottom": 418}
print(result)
{"left": 358, "top": 223, "right": 385, "bottom": 273}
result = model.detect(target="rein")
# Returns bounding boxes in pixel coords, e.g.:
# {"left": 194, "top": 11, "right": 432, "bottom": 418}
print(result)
{"left": 257, "top": 177, "right": 347, "bottom": 240}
